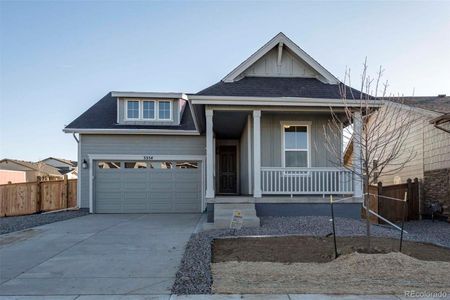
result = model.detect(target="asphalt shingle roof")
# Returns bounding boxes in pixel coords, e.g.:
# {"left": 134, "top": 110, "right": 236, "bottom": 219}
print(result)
{"left": 65, "top": 93, "right": 196, "bottom": 130}
{"left": 391, "top": 96, "right": 450, "bottom": 114}
{"left": 0, "top": 159, "right": 62, "bottom": 176}
{"left": 196, "top": 77, "right": 363, "bottom": 99}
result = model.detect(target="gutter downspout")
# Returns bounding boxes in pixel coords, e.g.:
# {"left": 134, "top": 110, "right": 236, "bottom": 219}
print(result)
{"left": 72, "top": 133, "right": 79, "bottom": 143}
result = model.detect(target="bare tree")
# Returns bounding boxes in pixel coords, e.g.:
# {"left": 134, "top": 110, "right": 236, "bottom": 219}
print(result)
{"left": 323, "top": 58, "right": 418, "bottom": 250}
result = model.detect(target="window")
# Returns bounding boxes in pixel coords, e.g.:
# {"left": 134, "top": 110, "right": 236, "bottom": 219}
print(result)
{"left": 282, "top": 123, "right": 310, "bottom": 167}
{"left": 143, "top": 101, "right": 155, "bottom": 120}
{"left": 124, "top": 162, "right": 148, "bottom": 169}
{"left": 124, "top": 99, "right": 171, "bottom": 121}
{"left": 158, "top": 101, "right": 171, "bottom": 120}
{"left": 126, "top": 101, "right": 140, "bottom": 119}
{"left": 175, "top": 161, "right": 198, "bottom": 169}
{"left": 149, "top": 161, "right": 173, "bottom": 169}
{"left": 98, "top": 161, "right": 121, "bottom": 169}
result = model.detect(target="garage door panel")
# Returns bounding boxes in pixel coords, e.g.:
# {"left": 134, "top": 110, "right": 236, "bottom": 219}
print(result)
{"left": 95, "top": 160, "right": 202, "bottom": 213}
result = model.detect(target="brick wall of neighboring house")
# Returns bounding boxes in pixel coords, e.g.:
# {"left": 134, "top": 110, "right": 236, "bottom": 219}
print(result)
{"left": 423, "top": 168, "right": 450, "bottom": 221}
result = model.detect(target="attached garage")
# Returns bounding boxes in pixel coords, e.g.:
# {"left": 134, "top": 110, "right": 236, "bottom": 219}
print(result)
{"left": 93, "top": 159, "right": 203, "bottom": 213}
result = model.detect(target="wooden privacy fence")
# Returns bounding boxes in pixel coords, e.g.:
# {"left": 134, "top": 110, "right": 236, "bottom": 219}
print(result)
{"left": 0, "top": 177, "right": 77, "bottom": 217}
{"left": 366, "top": 178, "right": 420, "bottom": 224}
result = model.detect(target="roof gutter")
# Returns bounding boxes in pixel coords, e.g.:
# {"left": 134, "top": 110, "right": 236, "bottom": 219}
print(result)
{"left": 63, "top": 128, "right": 200, "bottom": 135}
{"left": 430, "top": 113, "right": 450, "bottom": 134}
{"left": 189, "top": 95, "right": 382, "bottom": 107}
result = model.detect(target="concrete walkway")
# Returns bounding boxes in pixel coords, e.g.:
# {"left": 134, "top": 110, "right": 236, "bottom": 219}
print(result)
{"left": 0, "top": 294, "right": 416, "bottom": 299}
{"left": 0, "top": 214, "right": 202, "bottom": 297}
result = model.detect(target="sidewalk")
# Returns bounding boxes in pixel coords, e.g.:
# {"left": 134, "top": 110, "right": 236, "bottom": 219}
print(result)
{"left": 0, "top": 294, "right": 409, "bottom": 299}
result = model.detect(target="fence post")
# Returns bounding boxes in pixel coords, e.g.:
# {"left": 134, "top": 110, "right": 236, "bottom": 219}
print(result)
{"left": 36, "top": 176, "right": 42, "bottom": 213}
{"left": 63, "top": 175, "right": 69, "bottom": 209}
{"left": 407, "top": 178, "right": 413, "bottom": 221}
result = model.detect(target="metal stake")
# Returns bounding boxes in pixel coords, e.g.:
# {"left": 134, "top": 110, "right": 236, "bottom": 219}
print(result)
{"left": 330, "top": 195, "right": 338, "bottom": 258}
{"left": 399, "top": 192, "right": 407, "bottom": 252}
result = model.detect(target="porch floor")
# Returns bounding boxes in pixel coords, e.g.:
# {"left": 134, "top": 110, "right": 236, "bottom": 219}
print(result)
{"left": 208, "top": 195, "right": 360, "bottom": 204}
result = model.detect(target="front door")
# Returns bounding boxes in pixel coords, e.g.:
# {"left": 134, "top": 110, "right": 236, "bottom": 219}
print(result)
{"left": 217, "top": 145, "right": 238, "bottom": 194}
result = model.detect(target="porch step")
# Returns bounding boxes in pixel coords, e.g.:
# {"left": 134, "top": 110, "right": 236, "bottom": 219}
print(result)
{"left": 213, "top": 203, "right": 260, "bottom": 229}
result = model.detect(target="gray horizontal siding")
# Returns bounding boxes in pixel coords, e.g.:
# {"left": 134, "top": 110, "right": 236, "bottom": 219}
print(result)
{"left": 261, "top": 112, "right": 341, "bottom": 168}
{"left": 79, "top": 134, "right": 206, "bottom": 208}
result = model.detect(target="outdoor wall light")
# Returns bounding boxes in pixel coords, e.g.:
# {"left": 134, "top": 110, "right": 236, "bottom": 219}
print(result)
{"left": 82, "top": 159, "right": 88, "bottom": 169}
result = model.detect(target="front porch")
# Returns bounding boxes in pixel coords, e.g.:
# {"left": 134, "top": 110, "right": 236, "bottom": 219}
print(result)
{"left": 205, "top": 107, "right": 363, "bottom": 200}
{"left": 202, "top": 107, "right": 363, "bottom": 227}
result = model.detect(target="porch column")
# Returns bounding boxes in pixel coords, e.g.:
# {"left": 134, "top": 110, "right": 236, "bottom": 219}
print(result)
{"left": 353, "top": 111, "right": 363, "bottom": 198}
{"left": 253, "top": 110, "right": 262, "bottom": 198}
{"left": 205, "top": 109, "right": 215, "bottom": 198}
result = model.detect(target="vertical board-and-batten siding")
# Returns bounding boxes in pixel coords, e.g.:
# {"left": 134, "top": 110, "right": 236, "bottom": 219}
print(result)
{"left": 79, "top": 134, "right": 206, "bottom": 208}
{"left": 260, "top": 112, "right": 341, "bottom": 168}
{"left": 242, "top": 46, "right": 320, "bottom": 78}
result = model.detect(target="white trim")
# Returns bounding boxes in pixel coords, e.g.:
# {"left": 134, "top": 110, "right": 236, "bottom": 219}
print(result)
{"left": 222, "top": 32, "right": 338, "bottom": 84}
{"left": 125, "top": 99, "right": 173, "bottom": 122}
{"left": 88, "top": 154, "right": 206, "bottom": 213}
{"left": 112, "top": 91, "right": 188, "bottom": 99}
{"left": 116, "top": 99, "right": 120, "bottom": 124}
{"left": 77, "top": 134, "right": 81, "bottom": 208}
{"left": 142, "top": 100, "right": 156, "bottom": 121}
{"left": 247, "top": 115, "right": 252, "bottom": 195}
{"left": 157, "top": 100, "right": 173, "bottom": 121}
{"left": 63, "top": 128, "right": 200, "bottom": 135}
{"left": 281, "top": 121, "right": 312, "bottom": 168}
{"left": 253, "top": 110, "right": 262, "bottom": 198}
{"left": 125, "top": 99, "right": 140, "bottom": 120}
{"left": 205, "top": 109, "right": 215, "bottom": 198}
{"left": 191, "top": 95, "right": 382, "bottom": 107}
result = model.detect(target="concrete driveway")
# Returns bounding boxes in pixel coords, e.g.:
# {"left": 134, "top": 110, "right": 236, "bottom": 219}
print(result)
{"left": 0, "top": 213, "right": 202, "bottom": 297}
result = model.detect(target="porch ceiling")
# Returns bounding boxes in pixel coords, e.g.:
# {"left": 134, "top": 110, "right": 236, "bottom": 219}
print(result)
{"left": 213, "top": 111, "right": 250, "bottom": 139}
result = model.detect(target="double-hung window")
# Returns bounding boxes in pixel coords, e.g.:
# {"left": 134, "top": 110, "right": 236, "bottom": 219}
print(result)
{"left": 158, "top": 101, "right": 171, "bottom": 120}
{"left": 143, "top": 101, "right": 155, "bottom": 120}
{"left": 126, "top": 101, "right": 140, "bottom": 119}
{"left": 282, "top": 122, "right": 310, "bottom": 167}
{"left": 125, "top": 99, "right": 172, "bottom": 121}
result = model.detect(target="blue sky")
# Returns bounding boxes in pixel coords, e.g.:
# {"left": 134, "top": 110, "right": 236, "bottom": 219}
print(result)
{"left": 1, "top": 1, "right": 449, "bottom": 161}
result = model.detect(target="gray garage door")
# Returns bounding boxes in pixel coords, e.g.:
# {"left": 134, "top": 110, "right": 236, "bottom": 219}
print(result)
{"left": 94, "top": 160, "right": 202, "bottom": 213}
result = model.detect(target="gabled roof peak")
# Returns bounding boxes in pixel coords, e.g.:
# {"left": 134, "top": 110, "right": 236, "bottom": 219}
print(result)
{"left": 222, "top": 32, "right": 339, "bottom": 84}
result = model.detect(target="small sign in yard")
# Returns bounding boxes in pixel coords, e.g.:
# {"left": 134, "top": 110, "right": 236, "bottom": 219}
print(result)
{"left": 230, "top": 210, "right": 243, "bottom": 230}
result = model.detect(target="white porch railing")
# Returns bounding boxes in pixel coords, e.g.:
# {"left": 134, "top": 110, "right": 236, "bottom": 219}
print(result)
{"left": 261, "top": 167, "right": 353, "bottom": 195}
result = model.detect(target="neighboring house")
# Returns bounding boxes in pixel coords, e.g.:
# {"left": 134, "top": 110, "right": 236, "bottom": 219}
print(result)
{"left": 64, "top": 33, "right": 375, "bottom": 226}
{"left": 0, "top": 159, "right": 63, "bottom": 183}
{"left": 344, "top": 96, "right": 450, "bottom": 220}
{"left": 40, "top": 157, "right": 78, "bottom": 179}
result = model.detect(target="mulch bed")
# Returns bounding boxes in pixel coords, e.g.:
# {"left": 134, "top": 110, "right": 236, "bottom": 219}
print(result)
{"left": 213, "top": 236, "right": 450, "bottom": 263}
{"left": 172, "top": 216, "right": 450, "bottom": 294}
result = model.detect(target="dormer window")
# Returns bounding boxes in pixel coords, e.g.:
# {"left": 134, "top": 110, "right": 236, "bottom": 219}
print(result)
{"left": 125, "top": 99, "right": 172, "bottom": 121}
{"left": 143, "top": 101, "right": 155, "bottom": 120}
{"left": 126, "top": 101, "right": 140, "bottom": 119}
{"left": 158, "top": 101, "right": 171, "bottom": 120}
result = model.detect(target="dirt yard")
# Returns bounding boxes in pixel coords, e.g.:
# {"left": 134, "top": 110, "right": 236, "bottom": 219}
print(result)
{"left": 211, "top": 236, "right": 450, "bottom": 295}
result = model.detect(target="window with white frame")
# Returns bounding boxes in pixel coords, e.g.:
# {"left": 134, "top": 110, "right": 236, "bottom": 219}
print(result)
{"left": 158, "top": 101, "right": 171, "bottom": 120}
{"left": 143, "top": 101, "right": 155, "bottom": 120}
{"left": 126, "top": 101, "right": 140, "bottom": 119}
{"left": 282, "top": 123, "right": 310, "bottom": 167}
{"left": 125, "top": 99, "right": 172, "bottom": 121}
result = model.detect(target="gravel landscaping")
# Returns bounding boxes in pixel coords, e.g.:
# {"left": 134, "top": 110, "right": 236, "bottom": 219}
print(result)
{"left": 172, "top": 216, "right": 450, "bottom": 294}
{"left": 0, "top": 209, "right": 89, "bottom": 234}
